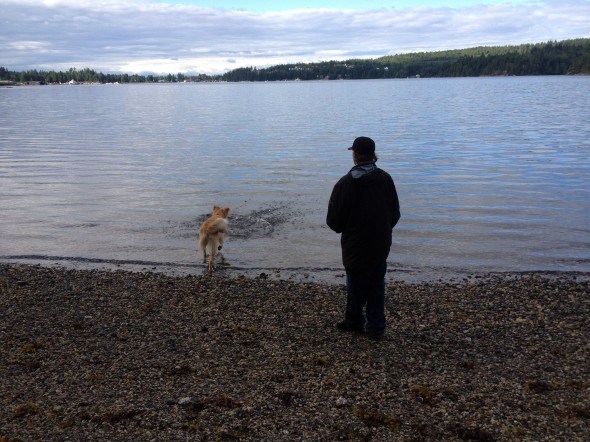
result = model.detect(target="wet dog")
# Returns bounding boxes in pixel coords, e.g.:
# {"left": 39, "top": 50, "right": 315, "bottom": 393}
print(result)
{"left": 198, "top": 206, "right": 229, "bottom": 273}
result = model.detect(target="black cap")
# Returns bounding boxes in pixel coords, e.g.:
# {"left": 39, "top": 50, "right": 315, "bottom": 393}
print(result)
{"left": 348, "top": 136, "right": 375, "bottom": 156}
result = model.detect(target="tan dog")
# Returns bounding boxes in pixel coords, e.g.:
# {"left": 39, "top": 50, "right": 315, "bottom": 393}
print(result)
{"left": 198, "top": 206, "right": 229, "bottom": 273}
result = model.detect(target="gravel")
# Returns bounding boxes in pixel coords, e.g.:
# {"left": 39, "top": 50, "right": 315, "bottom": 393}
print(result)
{"left": 1, "top": 264, "right": 589, "bottom": 441}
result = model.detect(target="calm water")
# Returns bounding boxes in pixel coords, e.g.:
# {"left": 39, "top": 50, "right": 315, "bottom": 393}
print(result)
{"left": 1, "top": 77, "right": 589, "bottom": 281}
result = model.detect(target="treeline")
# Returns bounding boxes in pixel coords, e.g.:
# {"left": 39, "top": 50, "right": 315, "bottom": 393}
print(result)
{"left": 221, "top": 39, "right": 590, "bottom": 81}
{"left": 376, "top": 38, "right": 590, "bottom": 78}
{"left": 1, "top": 39, "right": 589, "bottom": 85}
{"left": 0, "top": 67, "right": 212, "bottom": 85}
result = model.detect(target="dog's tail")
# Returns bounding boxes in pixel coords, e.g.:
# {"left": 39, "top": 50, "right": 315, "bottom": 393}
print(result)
{"left": 199, "top": 218, "right": 228, "bottom": 251}
{"left": 212, "top": 218, "right": 229, "bottom": 234}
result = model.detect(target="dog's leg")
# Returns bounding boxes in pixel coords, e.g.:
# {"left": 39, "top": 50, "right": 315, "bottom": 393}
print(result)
{"left": 219, "top": 234, "right": 225, "bottom": 263}
{"left": 199, "top": 234, "right": 208, "bottom": 263}
{"left": 208, "top": 245, "right": 216, "bottom": 273}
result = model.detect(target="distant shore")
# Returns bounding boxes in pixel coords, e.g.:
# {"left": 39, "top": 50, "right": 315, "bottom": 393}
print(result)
{"left": 1, "top": 263, "right": 588, "bottom": 440}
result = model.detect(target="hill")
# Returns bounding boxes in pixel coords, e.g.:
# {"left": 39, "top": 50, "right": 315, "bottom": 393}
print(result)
{"left": 221, "top": 39, "right": 590, "bottom": 81}
{"left": 1, "top": 38, "right": 589, "bottom": 84}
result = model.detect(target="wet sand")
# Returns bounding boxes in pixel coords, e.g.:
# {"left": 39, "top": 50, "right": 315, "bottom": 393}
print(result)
{"left": 1, "top": 264, "right": 589, "bottom": 441}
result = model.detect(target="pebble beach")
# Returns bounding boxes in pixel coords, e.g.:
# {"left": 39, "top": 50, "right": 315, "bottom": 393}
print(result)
{"left": 1, "top": 263, "right": 589, "bottom": 441}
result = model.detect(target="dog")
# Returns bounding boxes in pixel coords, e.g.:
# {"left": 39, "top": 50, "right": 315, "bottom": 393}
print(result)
{"left": 198, "top": 206, "right": 230, "bottom": 273}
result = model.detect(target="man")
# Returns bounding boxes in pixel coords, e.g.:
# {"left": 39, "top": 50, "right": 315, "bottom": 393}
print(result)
{"left": 327, "top": 136, "right": 400, "bottom": 341}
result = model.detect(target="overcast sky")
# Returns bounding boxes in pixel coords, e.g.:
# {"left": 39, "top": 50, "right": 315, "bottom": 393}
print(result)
{"left": 1, "top": 0, "right": 589, "bottom": 75}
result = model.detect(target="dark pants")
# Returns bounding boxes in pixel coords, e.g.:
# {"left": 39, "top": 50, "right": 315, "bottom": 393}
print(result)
{"left": 345, "top": 261, "right": 387, "bottom": 338}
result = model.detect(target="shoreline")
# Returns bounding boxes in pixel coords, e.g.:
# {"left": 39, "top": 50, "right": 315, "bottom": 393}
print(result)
{"left": 2, "top": 256, "right": 589, "bottom": 285}
{"left": 1, "top": 264, "right": 589, "bottom": 440}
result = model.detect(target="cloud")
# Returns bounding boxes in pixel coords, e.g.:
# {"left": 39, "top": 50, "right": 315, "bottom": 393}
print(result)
{"left": 1, "top": 0, "right": 589, "bottom": 75}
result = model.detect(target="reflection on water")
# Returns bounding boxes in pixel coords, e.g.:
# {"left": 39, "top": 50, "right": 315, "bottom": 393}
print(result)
{"left": 1, "top": 77, "right": 589, "bottom": 281}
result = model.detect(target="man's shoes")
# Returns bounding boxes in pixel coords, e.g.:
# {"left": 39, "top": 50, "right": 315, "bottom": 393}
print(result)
{"left": 337, "top": 321, "right": 384, "bottom": 341}
{"left": 337, "top": 321, "right": 364, "bottom": 333}
{"left": 367, "top": 334, "right": 384, "bottom": 342}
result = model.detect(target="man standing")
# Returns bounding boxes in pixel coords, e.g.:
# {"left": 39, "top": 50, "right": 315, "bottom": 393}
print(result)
{"left": 327, "top": 136, "right": 400, "bottom": 341}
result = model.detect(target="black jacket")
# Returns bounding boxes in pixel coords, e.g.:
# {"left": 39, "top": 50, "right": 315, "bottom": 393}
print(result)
{"left": 327, "top": 162, "right": 400, "bottom": 270}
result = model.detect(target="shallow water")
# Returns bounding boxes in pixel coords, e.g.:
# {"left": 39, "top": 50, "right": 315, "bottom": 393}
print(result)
{"left": 1, "top": 77, "right": 589, "bottom": 281}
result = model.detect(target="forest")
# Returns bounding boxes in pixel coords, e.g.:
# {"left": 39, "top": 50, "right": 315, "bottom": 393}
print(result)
{"left": 221, "top": 39, "right": 590, "bottom": 81}
{"left": 1, "top": 38, "right": 589, "bottom": 85}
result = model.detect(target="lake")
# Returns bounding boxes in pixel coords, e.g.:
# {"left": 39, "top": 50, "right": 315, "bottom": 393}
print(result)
{"left": 1, "top": 76, "right": 589, "bottom": 282}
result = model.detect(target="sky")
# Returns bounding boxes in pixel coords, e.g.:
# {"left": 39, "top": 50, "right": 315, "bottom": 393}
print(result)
{"left": 1, "top": 0, "right": 589, "bottom": 75}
